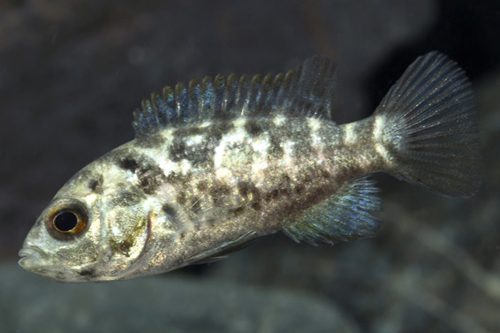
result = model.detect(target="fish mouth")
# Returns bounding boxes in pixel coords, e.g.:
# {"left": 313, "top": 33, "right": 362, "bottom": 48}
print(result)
{"left": 18, "top": 246, "right": 48, "bottom": 270}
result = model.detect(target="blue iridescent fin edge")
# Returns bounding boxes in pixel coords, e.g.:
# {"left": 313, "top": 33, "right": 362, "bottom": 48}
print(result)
{"left": 132, "top": 55, "right": 337, "bottom": 137}
{"left": 282, "top": 178, "right": 381, "bottom": 245}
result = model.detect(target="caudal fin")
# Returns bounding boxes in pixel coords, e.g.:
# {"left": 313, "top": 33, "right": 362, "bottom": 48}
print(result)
{"left": 375, "top": 52, "right": 481, "bottom": 197}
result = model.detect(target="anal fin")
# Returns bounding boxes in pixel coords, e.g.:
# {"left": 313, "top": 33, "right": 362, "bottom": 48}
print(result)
{"left": 283, "top": 178, "right": 381, "bottom": 245}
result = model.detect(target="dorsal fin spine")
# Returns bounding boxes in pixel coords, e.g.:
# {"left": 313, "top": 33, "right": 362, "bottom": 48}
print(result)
{"left": 257, "top": 73, "right": 273, "bottom": 111}
{"left": 237, "top": 75, "right": 249, "bottom": 116}
{"left": 201, "top": 76, "right": 214, "bottom": 119}
{"left": 268, "top": 73, "right": 283, "bottom": 113}
{"left": 132, "top": 55, "right": 338, "bottom": 137}
{"left": 188, "top": 79, "right": 200, "bottom": 121}
{"left": 224, "top": 73, "right": 238, "bottom": 117}
{"left": 174, "top": 82, "right": 186, "bottom": 122}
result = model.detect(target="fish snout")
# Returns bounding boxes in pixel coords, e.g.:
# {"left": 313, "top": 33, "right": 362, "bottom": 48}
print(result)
{"left": 18, "top": 246, "right": 48, "bottom": 271}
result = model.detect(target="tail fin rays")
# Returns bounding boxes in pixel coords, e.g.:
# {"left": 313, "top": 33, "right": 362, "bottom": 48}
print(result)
{"left": 375, "top": 52, "right": 481, "bottom": 197}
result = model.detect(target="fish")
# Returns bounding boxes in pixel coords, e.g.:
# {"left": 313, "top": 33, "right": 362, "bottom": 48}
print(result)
{"left": 18, "top": 52, "right": 481, "bottom": 282}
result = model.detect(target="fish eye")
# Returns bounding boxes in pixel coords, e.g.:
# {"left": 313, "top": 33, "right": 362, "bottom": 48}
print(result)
{"left": 54, "top": 212, "right": 78, "bottom": 231}
{"left": 46, "top": 202, "right": 89, "bottom": 240}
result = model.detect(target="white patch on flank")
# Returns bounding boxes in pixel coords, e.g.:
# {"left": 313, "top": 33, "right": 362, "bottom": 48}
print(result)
{"left": 373, "top": 115, "right": 385, "bottom": 140}
{"left": 233, "top": 117, "right": 247, "bottom": 128}
{"left": 307, "top": 118, "right": 321, "bottom": 132}
{"left": 283, "top": 140, "right": 295, "bottom": 166}
{"left": 213, "top": 143, "right": 226, "bottom": 168}
{"left": 251, "top": 159, "right": 268, "bottom": 176}
{"left": 251, "top": 137, "right": 269, "bottom": 154}
{"left": 125, "top": 172, "right": 139, "bottom": 183}
{"left": 283, "top": 140, "right": 294, "bottom": 156}
{"left": 215, "top": 167, "right": 232, "bottom": 182}
{"left": 373, "top": 116, "right": 391, "bottom": 163}
{"left": 273, "top": 115, "right": 286, "bottom": 126}
{"left": 180, "top": 159, "right": 192, "bottom": 175}
{"left": 160, "top": 128, "right": 175, "bottom": 142}
{"left": 308, "top": 118, "right": 325, "bottom": 149}
{"left": 251, "top": 137, "right": 270, "bottom": 175}
{"left": 111, "top": 225, "right": 122, "bottom": 237}
{"left": 107, "top": 161, "right": 137, "bottom": 184}
{"left": 375, "top": 143, "right": 390, "bottom": 163}
{"left": 343, "top": 122, "right": 356, "bottom": 145}
{"left": 199, "top": 121, "right": 212, "bottom": 128}
{"left": 310, "top": 133, "right": 323, "bottom": 149}
{"left": 158, "top": 157, "right": 181, "bottom": 175}
{"left": 186, "top": 134, "right": 205, "bottom": 146}
{"left": 214, "top": 119, "right": 249, "bottom": 168}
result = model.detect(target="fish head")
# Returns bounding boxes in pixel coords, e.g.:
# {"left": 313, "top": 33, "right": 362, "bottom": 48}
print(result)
{"left": 19, "top": 160, "right": 154, "bottom": 282}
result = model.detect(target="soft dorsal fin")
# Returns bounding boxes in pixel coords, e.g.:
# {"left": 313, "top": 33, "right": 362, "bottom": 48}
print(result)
{"left": 132, "top": 55, "right": 337, "bottom": 137}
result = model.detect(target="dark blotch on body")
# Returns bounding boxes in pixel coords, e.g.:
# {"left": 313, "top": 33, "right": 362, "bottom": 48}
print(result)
{"left": 176, "top": 191, "right": 187, "bottom": 205}
{"left": 196, "top": 180, "right": 208, "bottom": 192}
{"left": 263, "top": 173, "right": 292, "bottom": 201}
{"left": 111, "top": 238, "right": 134, "bottom": 257}
{"left": 136, "top": 133, "right": 165, "bottom": 149}
{"left": 79, "top": 268, "right": 96, "bottom": 277}
{"left": 303, "top": 172, "right": 313, "bottom": 183}
{"left": 245, "top": 120, "right": 263, "bottom": 136}
{"left": 268, "top": 132, "right": 284, "bottom": 158}
{"left": 209, "top": 182, "right": 231, "bottom": 207}
{"left": 190, "top": 197, "right": 202, "bottom": 214}
{"left": 137, "top": 164, "right": 168, "bottom": 195}
{"left": 162, "top": 203, "right": 184, "bottom": 231}
{"left": 264, "top": 187, "right": 290, "bottom": 202}
{"left": 88, "top": 175, "right": 103, "bottom": 194}
{"left": 237, "top": 181, "right": 261, "bottom": 211}
{"left": 112, "top": 190, "right": 143, "bottom": 207}
{"left": 237, "top": 182, "right": 250, "bottom": 198}
{"left": 229, "top": 206, "right": 245, "bottom": 217}
{"left": 115, "top": 151, "right": 169, "bottom": 195}
{"left": 169, "top": 121, "right": 234, "bottom": 166}
{"left": 320, "top": 169, "right": 331, "bottom": 179}
{"left": 162, "top": 203, "right": 178, "bottom": 218}
{"left": 170, "top": 136, "right": 213, "bottom": 166}
{"left": 118, "top": 156, "right": 139, "bottom": 172}
{"left": 173, "top": 126, "right": 206, "bottom": 137}
{"left": 251, "top": 202, "right": 262, "bottom": 210}
{"left": 169, "top": 138, "right": 187, "bottom": 162}
{"left": 294, "top": 184, "right": 305, "bottom": 195}
{"left": 209, "top": 121, "right": 234, "bottom": 142}
{"left": 264, "top": 189, "right": 278, "bottom": 201}
{"left": 166, "top": 172, "right": 191, "bottom": 187}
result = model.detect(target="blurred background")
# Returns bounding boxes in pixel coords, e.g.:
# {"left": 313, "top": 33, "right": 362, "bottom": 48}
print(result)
{"left": 0, "top": 0, "right": 499, "bottom": 332}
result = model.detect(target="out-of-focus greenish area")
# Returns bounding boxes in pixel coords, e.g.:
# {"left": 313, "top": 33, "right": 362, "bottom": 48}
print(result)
{"left": 0, "top": 0, "right": 499, "bottom": 332}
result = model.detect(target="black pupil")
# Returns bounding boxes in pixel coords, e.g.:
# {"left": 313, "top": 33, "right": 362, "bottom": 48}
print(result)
{"left": 54, "top": 212, "right": 78, "bottom": 231}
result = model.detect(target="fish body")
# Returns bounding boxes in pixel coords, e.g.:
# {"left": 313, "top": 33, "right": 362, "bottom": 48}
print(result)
{"left": 19, "top": 53, "right": 481, "bottom": 282}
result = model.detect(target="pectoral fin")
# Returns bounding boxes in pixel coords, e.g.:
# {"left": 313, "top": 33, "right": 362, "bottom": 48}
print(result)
{"left": 187, "top": 231, "right": 257, "bottom": 265}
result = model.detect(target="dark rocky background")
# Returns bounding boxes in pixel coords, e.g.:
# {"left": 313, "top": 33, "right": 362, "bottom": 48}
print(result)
{"left": 1, "top": 0, "right": 499, "bottom": 332}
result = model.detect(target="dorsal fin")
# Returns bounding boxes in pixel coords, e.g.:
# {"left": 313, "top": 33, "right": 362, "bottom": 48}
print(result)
{"left": 132, "top": 55, "right": 337, "bottom": 137}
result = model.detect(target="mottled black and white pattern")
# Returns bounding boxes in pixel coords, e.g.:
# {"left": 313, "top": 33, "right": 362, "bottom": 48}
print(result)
{"left": 19, "top": 52, "right": 481, "bottom": 282}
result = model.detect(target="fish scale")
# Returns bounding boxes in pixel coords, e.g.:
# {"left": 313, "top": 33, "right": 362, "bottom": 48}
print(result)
{"left": 19, "top": 52, "right": 481, "bottom": 282}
